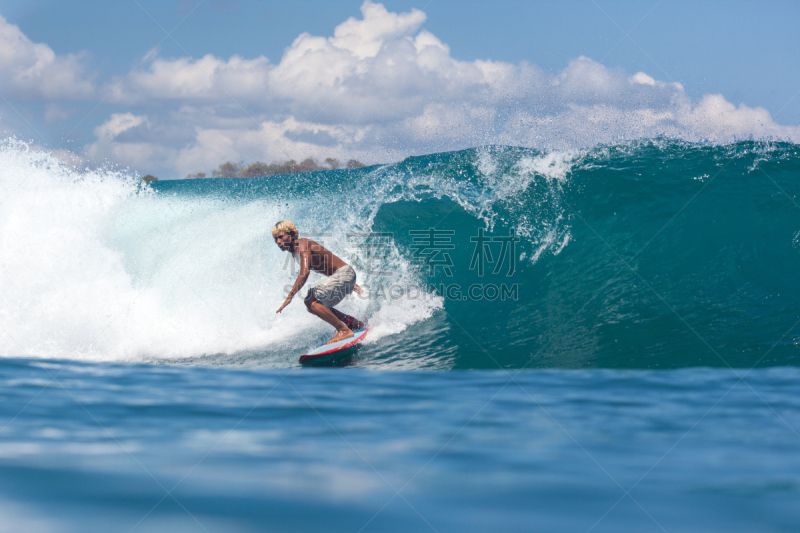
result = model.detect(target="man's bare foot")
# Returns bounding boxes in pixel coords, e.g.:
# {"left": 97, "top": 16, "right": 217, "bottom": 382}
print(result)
{"left": 327, "top": 328, "right": 354, "bottom": 344}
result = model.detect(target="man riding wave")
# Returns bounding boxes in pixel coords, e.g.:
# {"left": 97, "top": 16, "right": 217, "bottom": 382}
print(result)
{"left": 273, "top": 220, "right": 365, "bottom": 344}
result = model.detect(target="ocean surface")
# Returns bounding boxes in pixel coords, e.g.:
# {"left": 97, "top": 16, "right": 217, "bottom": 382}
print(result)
{"left": 1, "top": 138, "right": 799, "bottom": 531}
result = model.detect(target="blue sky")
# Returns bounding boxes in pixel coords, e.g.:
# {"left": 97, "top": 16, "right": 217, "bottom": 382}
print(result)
{"left": 1, "top": 0, "right": 798, "bottom": 177}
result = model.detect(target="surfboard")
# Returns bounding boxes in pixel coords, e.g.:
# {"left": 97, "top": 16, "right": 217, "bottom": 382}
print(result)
{"left": 299, "top": 327, "right": 370, "bottom": 364}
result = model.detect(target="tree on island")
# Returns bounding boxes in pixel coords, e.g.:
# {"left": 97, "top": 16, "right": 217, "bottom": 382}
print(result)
{"left": 241, "top": 162, "right": 270, "bottom": 178}
{"left": 191, "top": 156, "right": 368, "bottom": 179}
{"left": 212, "top": 161, "right": 242, "bottom": 178}
{"left": 140, "top": 174, "right": 158, "bottom": 182}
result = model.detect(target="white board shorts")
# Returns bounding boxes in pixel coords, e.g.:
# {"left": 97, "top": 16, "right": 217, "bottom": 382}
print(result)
{"left": 311, "top": 265, "right": 356, "bottom": 308}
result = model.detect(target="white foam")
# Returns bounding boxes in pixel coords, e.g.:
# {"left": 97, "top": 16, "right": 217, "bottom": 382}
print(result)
{"left": 0, "top": 140, "right": 439, "bottom": 364}
{"left": 515, "top": 149, "right": 581, "bottom": 183}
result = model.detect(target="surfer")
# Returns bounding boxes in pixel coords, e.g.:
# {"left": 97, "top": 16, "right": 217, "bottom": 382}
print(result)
{"left": 273, "top": 220, "right": 365, "bottom": 344}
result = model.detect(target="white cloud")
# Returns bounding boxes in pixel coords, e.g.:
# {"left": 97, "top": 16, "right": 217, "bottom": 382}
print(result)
{"left": 631, "top": 72, "right": 656, "bottom": 86}
{"left": 107, "top": 54, "right": 271, "bottom": 104}
{"left": 93, "top": 112, "right": 148, "bottom": 141}
{"left": 330, "top": 1, "right": 426, "bottom": 59}
{"left": 85, "top": 113, "right": 165, "bottom": 167}
{"left": 74, "top": 1, "right": 799, "bottom": 176}
{"left": 0, "top": 15, "right": 94, "bottom": 99}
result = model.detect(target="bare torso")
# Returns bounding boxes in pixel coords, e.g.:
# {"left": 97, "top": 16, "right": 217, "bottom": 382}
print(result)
{"left": 292, "top": 238, "right": 347, "bottom": 277}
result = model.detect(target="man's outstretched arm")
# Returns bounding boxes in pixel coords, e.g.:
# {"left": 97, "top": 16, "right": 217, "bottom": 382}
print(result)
{"left": 276, "top": 248, "right": 311, "bottom": 313}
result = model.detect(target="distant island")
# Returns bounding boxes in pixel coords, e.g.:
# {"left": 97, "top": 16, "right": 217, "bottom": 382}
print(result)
{"left": 184, "top": 157, "right": 366, "bottom": 179}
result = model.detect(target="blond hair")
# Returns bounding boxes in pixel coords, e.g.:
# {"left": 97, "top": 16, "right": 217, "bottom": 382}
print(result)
{"left": 271, "top": 219, "right": 298, "bottom": 238}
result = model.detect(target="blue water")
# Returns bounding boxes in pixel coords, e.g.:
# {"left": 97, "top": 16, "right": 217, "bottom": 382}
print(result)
{"left": 2, "top": 359, "right": 800, "bottom": 532}
{"left": 1, "top": 139, "right": 799, "bottom": 530}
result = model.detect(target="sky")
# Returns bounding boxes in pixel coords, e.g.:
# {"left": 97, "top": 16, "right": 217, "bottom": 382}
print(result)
{"left": 0, "top": 0, "right": 798, "bottom": 178}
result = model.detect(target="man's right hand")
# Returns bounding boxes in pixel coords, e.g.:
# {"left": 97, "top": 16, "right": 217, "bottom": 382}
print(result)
{"left": 276, "top": 297, "right": 292, "bottom": 313}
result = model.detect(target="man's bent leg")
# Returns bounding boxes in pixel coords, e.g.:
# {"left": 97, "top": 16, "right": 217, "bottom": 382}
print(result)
{"left": 304, "top": 292, "right": 353, "bottom": 343}
{"left": 330, "top": 308, "right": 365, "bottom": 331}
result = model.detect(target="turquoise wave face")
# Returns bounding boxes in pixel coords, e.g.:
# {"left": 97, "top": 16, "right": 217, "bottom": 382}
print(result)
{"left": 2, "top": 139, "right": 798, "bottom": 368}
